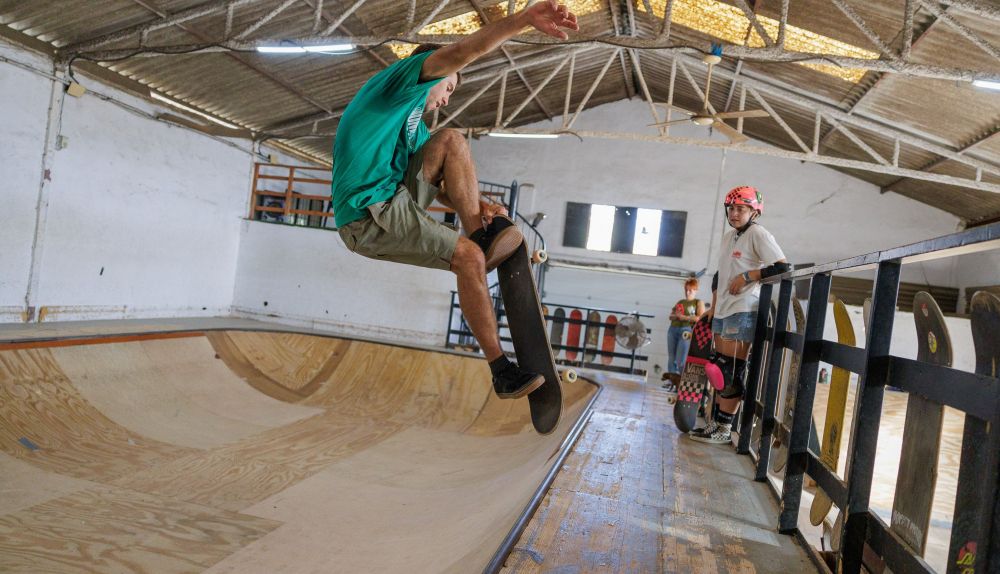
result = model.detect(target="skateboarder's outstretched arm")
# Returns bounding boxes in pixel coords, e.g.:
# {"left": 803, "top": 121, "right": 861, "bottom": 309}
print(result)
{"left": 420, "top": 1, "right": 578, "bottom": 81}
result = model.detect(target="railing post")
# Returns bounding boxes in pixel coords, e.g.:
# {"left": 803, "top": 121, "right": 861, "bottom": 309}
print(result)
{"left": 838, "top": 260, "right": 900, "bottom": 574}
{"left": 755, "top": 280, "right": 790, "bottom": 479}
{"left": 778, "top": 272, "right": 831, "bottom": 533}
{"left": 284, "top": 166, "right": 295, "bottom": 222}
{"left": 509, "top": 180, "right": 520, "bottom": 220}
{"left": 738, "top": 280, "right": 775, "bottom": 455}
{"left": 250, "top": 162, "right": 261, "bottom": 219}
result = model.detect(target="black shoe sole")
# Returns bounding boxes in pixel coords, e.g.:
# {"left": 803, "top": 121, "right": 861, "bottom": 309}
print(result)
{"left": 495, "top": 374, "right": 545, "bottom": 399}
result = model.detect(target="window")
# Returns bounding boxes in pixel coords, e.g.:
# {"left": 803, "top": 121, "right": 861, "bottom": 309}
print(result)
{"left": 563, "top": 202, "right": 687, "bottom": 258}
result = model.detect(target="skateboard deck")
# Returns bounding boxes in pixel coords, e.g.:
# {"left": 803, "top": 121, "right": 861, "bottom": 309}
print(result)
{"left": 890, "top": 291, "right": 952, "bottom": 554}
{"left": 496, "top": 242, "right": 564, "bottom": 435}
{"left": 950, "top": 291, "right": 1000, "bottom": 565}
{"left": 584, "top": 311, "right": 601, "bottom": 363}
{"left": 566, "top": 309, "right": 583, "bottom": 362}
{"left": 810, "top": 298, "right": 856, "bottom": 525}
{"left": 601, "top": 315, "right": 617, "bottom": 366}
{"left": 672, "top": 315, "right": 714, "bottom": 433}
{"left": 771, "top": 298, "right": 821, "bottom": 473}
{"left": 550, "top": 307, "right": 566, "bottom": 359}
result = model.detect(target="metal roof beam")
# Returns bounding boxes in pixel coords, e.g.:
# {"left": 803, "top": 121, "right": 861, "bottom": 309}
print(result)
{"left": 881, "top": 125, "right": 1000, "bottom": 194}
{"left": 450, "top": 127, "right": 1000, "bottom": 194}
{"left": 62, "top": 0, "right": 262, "bottom": 53}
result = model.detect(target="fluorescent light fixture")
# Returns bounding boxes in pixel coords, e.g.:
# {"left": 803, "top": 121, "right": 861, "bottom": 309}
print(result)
{"left": 150, "top": 91, "right": 240, "bottom": 130}
{"left": 256, "top": 44, "right": 354, "bottom": 53}
{"left": 972, "top": 79, "right": 1000, "bottom": 91}
{"left": 487, "top": 132, "right": 559, "bottom": 139}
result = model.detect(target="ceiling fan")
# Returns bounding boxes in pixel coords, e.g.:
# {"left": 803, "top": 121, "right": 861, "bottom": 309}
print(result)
{"left": 650, "top": 53, "right": 769, "bottom": 144}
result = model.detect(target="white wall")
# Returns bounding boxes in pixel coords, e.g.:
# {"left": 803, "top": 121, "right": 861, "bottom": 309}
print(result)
{"left": 0, "top": 43, "right": 51, "bottom": 321}
{"left": 232, "top": 220, "right": 455, "bottom": 346}
{"left": 470, "top": 99, "right": 968, "bottom": 373}
{"left": 1, "top": 40, "right": 254, "bottom": 322}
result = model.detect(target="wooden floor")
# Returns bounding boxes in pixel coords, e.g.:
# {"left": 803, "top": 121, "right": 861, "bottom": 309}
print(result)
{"left": 0, "top": 318, "right": 818, "bottom": 574}
{"left": 501, "top": 373, "right": 816, "bottom": 573}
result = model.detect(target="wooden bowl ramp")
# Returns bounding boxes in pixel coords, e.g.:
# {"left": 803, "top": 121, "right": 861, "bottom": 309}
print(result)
{"left": 0, "top": 330, "right": 596, "bottom": 573}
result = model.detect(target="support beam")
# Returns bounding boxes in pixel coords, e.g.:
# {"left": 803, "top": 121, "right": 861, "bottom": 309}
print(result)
{"left": 320, "top": 0, "right": 370, "bottom": 36}
{"left": 452, "top": 127, "right": 1000, "bottom": 194}
{"left": 881, "top": 125, "right": 1000, "bottom": 193}
{"left": 436, "top": 74, "right": 503, "bottom": 130}
{"left": 566, "top": 49, "right": 619, "bottom": 130}
{"left": 749, "top": 87, "right": 811, "bottom": 153}
{"left": 233, "top": 0, "right": 298, "bottom": 39}
{"left": 733, "top": 0, "right": 774, "bottom": 46}
{"left": 939, "top": 0, "right": 1000, "bottom": 20}
{"left": 502, "top": 55, "right": 571, "bottom": 127}
{"left": 468, "top": 0, "right": 554, "bottom": 121}
{"left": 830, "top": 0, "right": 900, "bottom": 60}
{"left": 63, "top": 0, "right": 262, "bottom": 53}
{"left": 920, "top": 0, "right": 1000, "bottom": 61}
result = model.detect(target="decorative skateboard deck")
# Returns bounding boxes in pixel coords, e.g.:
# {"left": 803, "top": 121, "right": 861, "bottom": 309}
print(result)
{"left": 771, "top": 298, "right": 821, "bottom": 473}
{"left": 497, "top": 242, "right": 574, "bottom": 435}
{"left": 672, "top": 315, "right": 714, "bottom": 433}
{"left": 810, "top": 298, "right": 856, "bottom": 525}
{"left": 891, "top": 291, "right": 952, "bottom": 554}
{"left": 584, "top": 311, "right": 601, "bottom": 363}
{"left": 949, "top": 291, "right": 1000, "bottom": 566}
{"left": 566, "top": 309, "right": 583, "bottom": 362}
{"left": 550, "top": 307, "right": 566, "bottom": 359}
{"left": 601, "top": 315, "right": 617, "bottom": 366}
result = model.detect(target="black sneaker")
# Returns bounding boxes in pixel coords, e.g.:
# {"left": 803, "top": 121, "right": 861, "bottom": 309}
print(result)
{"left": 492, "top": 361, "right": 545, "bottom": 399}
{"left": 470, "top": 215, "right": 523, "bottom": 271}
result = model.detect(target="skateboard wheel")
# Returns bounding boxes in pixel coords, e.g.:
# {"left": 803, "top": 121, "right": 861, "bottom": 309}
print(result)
{"left": 531, "top": 249, "right": 548, "bottom": 264}
{"left": 560, "top": 369, "right": 578, "bottom": 384}
{"left": 667, "top": 396, "right": 676, "bottom": 405}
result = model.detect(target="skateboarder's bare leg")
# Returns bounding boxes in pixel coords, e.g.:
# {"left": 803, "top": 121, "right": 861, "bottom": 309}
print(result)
{"left": 422, "top": 129, "right": 486, "bottom": 233}
{"left": 451, "top": 236, "right": 503, "bottom": 360}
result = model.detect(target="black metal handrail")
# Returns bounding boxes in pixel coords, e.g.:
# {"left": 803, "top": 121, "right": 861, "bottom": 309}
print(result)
{"left": 739, "top": 222, "right": 1000, "bottom": 574}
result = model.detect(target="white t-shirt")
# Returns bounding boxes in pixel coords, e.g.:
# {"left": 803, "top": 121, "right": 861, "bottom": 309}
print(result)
{"left": 715, "top": 223, "right": 785, "bottom": 319}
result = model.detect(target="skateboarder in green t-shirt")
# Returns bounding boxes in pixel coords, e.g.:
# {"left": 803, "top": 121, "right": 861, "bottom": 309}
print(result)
{"left": 332, "top": 1, "right": 578, "bottom": 400}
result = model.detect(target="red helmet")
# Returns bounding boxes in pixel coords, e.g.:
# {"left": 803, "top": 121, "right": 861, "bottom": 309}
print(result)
{"left": 724, "top": 185, "right": 763, "bottom": 214}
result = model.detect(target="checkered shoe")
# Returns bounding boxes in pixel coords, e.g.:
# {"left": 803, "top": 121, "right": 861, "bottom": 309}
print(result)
{"left": 689, "top": 424, "right": 732, "bottom": 445}
{"left": 688, "top": 420, "right": 718, "bottom": 437}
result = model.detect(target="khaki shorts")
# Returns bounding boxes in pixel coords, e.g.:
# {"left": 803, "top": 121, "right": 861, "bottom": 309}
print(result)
{"left": 337, "top": 149, "right": 459, "bottom": 271}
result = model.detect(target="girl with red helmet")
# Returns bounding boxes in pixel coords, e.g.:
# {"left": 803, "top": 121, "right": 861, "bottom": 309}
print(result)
{"left": 690, "top": 185, "right": 788, "bottom": 445}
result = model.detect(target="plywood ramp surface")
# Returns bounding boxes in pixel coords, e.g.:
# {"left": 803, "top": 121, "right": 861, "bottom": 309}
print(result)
{"left": 0, "top": 329, "right": 596, "bottom": 573}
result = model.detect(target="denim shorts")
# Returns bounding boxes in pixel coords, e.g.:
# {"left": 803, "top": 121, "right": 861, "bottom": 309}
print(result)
{"left": 712, "top": 312, "right": 758, "bottom": 343}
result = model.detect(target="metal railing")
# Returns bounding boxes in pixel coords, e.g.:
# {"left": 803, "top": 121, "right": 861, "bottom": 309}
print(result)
{"left": 250, "top": 163, "right": 334, "bottom": 228}
{"left": 738, "top": 223, "right": 1000, "bottom": 574}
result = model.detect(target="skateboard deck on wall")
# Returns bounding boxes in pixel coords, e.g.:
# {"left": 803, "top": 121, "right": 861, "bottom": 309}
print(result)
{"left": 497, "top": 242, "right": 576, "bottom": 435}
{"left": 948, "top": 291, "right": 1000, "bottom": 568}
{"left": 601, "top": 315, "right": 617, "bottom": 366}
{"left": 550, "top": 307, "right": 566, "bottom": 359}
{"left": 672, "top": 315, "right": 715, "bottom": 433}
{"left": 566, "top": 309, "right": 583, "bottom": 362}
{"left": 771, "top": 298, "right": 821, "bottom": 473}
{"left": 810, "top": 298, "right": 856, "bottom": 525}
{"left": 584, "top": 311, "right": 601, "bottom": 363}
{"left": 890, "top": 291, "right": 952, "bottom": 555}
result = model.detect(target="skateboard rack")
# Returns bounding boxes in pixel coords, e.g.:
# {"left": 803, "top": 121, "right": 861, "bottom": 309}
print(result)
{"left": 736, "top": 222, "right": 1000, "bottom": 574}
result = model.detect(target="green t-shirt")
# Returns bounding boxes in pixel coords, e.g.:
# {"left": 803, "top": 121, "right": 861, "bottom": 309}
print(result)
{"left": 331, "top": 50, "right": 442, "bottom": 227}
{"left": 670, "top": 298, "right": 700, "bottom": 328}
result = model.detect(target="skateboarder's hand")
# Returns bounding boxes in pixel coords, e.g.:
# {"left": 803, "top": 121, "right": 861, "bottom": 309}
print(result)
{"left": 524, "top": 1, "right": 579, "bottom": 40}
{"left": 480, "top": 200, "right": 508, "bottom": 224}
{"left": 727, "top": 274, "right": 749, "bottom": 295}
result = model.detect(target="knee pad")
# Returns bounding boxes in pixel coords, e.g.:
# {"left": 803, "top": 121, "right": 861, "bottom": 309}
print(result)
{"left": 709, "top": 354, "right": 747, "bottom": 399}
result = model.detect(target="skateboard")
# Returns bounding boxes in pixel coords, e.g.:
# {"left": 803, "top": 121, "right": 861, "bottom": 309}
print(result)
{"left": 890, "top": 291, "right": 952, "bottom": 554}
{"left": 949, "top": 291, "right": 1000, "bottom": 566}
{"left": 550, "top": 307, "right": 566, "bottom": 359}
{"left": 771, "top": 298, "right": 821, "bottom": 473}
{"left": 810, "top": 298, "right": 856, "bottom": 525}
{"left": 496, "top": 242, "right": 577, "bottom": 435}
{"left": 671, "top": 315, "right": 715, "bottom": 433}
{"left": 566, "top": 309, "right": 583, "bottom": 362}
{"left": 584, "top": 311, "right": 601, "bottom": 363}
{"left": 750, "top": 301, "right": 780, "bottom": 451}
{"left": 601, "top": 315, "right": 618, "bottom": 366}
